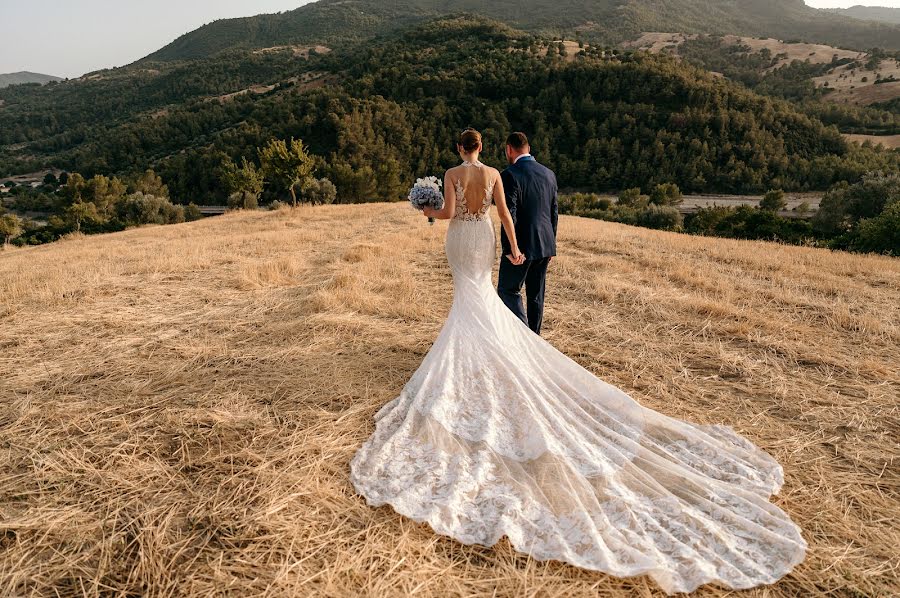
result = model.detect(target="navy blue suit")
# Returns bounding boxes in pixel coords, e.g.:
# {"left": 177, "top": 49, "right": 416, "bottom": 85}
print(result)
{"left": 498, "top": 155, "right": 558, "bottom": 335}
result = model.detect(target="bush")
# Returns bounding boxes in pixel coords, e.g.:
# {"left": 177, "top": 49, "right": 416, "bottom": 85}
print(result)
{"left": 184, "top": 203, "right": 203, "bottom": 221}
{"left": 848, "top": 200, "right": 900, "bottom": 254}
{"left": 617, "top": 187, "right": 644, "bottom": 207}
{"left": 559, "top": 193, "right": 611, "bottom": 215}
{"left": 0, "top": 213, "right": 24, "bottom": 247}
{"left": 649, "top": 183, "right": 683, "bottom": 206}
{"left": 814, "top": 171, "right": 900, "bottom": 236}
{"left": 301, "top": 177, "right": 338, "bottom": 205}
{"left": 228, "top": 191, "right": 259, "bottom": 210}
{"left": 686, "top": 205, "right": 815, "bottom": 244}
{"left": 268, "top": 200, "right": 288, "bottom": 211}
{"left": 116, "top": 192, "right": 185, "bottom": 226}
{"left": 760, "top": 189, "right": 787, "bottom": 212}
{"left": 639, "top": 205, "right": 683, "bottom": 230}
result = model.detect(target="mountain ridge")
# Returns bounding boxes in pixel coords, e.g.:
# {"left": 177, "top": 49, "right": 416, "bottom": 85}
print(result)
{"left": 0, "top": 71, "right": 62, "bottom": 89}
{"left": 826, "top": 5, "right": 900, "bottom": 25}
{"left": 138, "top": 0, "right": 900, "bottom": 63}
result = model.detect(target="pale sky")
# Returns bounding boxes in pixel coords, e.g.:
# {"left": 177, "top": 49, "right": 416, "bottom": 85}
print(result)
{"left": 0, "top": 1, "right": 312, "bottom": 78}
{"left": 1, "top": 1, "right": 899, "bottom": 78}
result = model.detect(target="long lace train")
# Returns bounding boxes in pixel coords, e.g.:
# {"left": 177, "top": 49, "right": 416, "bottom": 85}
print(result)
{"left": 349, "top": 217, "right": 806, "bottom": 594}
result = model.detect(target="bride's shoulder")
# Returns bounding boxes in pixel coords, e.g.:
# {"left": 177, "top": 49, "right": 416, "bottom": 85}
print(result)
{"left": 444, "top": 164, "right": 464, "bottom": 177}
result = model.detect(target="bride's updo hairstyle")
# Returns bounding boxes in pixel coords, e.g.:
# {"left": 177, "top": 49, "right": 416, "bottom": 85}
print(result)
{"left": 458, "top": 128, "right": 482, "bottom": 154}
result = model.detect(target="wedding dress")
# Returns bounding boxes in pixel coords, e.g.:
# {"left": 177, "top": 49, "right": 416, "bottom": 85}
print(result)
{"left": 349, "top": 161, "right": 806, "bottom": 594}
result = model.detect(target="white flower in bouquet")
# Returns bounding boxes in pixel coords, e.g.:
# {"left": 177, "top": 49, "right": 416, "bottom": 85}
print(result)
{"left": 408, "top": 176, "right": 445, "bottom": 225}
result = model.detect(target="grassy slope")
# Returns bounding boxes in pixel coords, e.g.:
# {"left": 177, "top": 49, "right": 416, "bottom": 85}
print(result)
{"left": 1, "top": 204, "right": 898, "bottom": 596}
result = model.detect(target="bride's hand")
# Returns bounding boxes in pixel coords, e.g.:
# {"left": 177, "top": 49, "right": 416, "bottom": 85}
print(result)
{"left": 507, "top": 248, "right": 526, "bottom": 266}
{"left": 422, "top": 207, "right": 435, "bottom": 218}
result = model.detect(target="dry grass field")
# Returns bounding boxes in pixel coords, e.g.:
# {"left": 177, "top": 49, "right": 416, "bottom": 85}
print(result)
{"left": 1, "top": 203, "right": 898, "bottom": 597}
{"left": 843, "top": 133, "right": 900, "bottom": 150}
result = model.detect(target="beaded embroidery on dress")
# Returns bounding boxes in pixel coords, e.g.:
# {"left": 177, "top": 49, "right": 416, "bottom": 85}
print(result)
{"left": 350, "top": 161, "right": 806, "bottom": 594}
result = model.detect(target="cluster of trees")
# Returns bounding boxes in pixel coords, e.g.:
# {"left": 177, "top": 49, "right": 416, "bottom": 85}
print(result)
{"left": 812, "top": 171, "right": 900, "bottom": 253}
{"left": 2, "top": 134, "right": 340, "bottom": 247}
{"left": 560, "top": 173, "right": 898, "bottom": 254}
{"left": 221, "top": 137, "right": 337, "bottom": 208}
{"left": 1, "top": 170, "right": 201, "bottom": 247}
{"left": 559, "top": 184, "right": 684, "bottom": 231}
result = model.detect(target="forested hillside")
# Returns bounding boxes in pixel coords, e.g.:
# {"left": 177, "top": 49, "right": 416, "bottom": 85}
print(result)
{"left": 3, "top": 17, "right": 897, "bottom": 206}
{"left": 827, "top": 6, "right": 900, "bottom": 25}
{"left": 140, "top": 0, "right": 900, "bottom": 63}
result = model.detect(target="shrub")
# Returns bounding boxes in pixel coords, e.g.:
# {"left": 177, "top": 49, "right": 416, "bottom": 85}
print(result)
{"left": 559, "top": 193, "right": 611, "bottom": 215}
{"left": 268, "top": 200, "right": 288, "bottom": 211}
{"left": 116, "top": 192, "right": 185, "bottom": 226}
{"left": 814, "top": 171, "right": 900, "bottom": 236}
{"left": 301, "top": 177, "right": 338, "bottom": 205}
{"left": 0, "top": 213, "right": 24, "bottom": 247}
{"left": 184, "top": 203, "right": 203, "bottom": 221}
{"left": 617, "top": 187, "right": 644, "bottom": 207}
{"left": 649, "top": 183, "right": 683, "bottom": 206}
{"left": 849, "top": 200, "right": 900, "bottom": 254}
{"left": 228, "top": 191, "right": 259, "bottom": 210}
{"left": 760, "top": 189, "right": 787, "bottom": 212}
{"left": 639, "top": 205, "right": 683, "bottom": 230}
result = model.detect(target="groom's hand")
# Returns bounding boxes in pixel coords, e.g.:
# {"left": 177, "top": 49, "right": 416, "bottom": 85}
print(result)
{"left": 506, "top": 253, "right": 525, "bottom": 266}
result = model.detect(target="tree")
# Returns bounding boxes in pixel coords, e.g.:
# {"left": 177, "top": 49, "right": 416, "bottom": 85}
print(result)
{"left": 618, "top": 187, "right": 644, "bottom": 207}
{"left": 760, "top": 189, "right": 787, "bottom": 212}
{"left": 85, "top": 174, "right": 127, "bottom": 216}
{"left": 0, "top": 213, "right": 23, "bottom": 248}
{"left": 259, "top": 138, "right": 315, "bottom": 207}
{"left": 221, "top": 157, "right": 264, "bottom": 209}
{"left": 59, "top": 172, "right": 86, "bottom": 208}
{"left": 649, "top": 183, "right": 683, "bottom": 206}
{"left": 850, "top": 200, "right": 900, "bottom": 254}
{"left": 43, "top": 173, "right": 58, "bottom": 187}
{"left": 129, "top": 169, "right": 169, "bottom": 199}
{"left": 64, "top": 201, "right": 102, "bottom": 232}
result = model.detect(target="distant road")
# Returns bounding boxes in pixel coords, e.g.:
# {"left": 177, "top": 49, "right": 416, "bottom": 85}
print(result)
{"left": 198, "top": 206, "right": 228, "bottom": 216}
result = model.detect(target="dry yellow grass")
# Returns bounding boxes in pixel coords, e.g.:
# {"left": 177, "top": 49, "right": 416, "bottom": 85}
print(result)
{"left": 843, "top": 133, "right": 900, "bottom": 150}
{"left": 1, "top": 203, "right": 898, "bottom": 597}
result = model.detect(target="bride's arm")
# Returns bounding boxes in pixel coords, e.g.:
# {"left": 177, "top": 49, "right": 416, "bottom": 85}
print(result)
{"left": 492, "top": 174, "right": 524, "bottom": 264}
{"left": 423, "top": 172, "right": 456, "bottom": 220}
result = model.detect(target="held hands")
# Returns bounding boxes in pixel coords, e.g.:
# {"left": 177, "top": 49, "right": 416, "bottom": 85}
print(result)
{"left": 506, "top": 248, "right": 525, "bottom": 266}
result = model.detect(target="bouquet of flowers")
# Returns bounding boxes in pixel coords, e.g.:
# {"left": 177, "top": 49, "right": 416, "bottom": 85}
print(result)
{"left": 408, "top": 176, "right": 444, "bottom": 225}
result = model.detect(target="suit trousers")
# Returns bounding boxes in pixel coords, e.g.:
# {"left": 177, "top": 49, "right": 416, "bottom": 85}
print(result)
{"left": 498, "top": 256, "right": 551, "bottom": 335}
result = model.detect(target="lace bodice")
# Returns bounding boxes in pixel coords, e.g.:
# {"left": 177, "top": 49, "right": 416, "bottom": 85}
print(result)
{"left": 453, "top": 160, "right": 495, "bottom": 222}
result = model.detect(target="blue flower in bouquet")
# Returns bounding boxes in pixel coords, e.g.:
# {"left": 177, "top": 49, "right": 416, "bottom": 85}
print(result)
{"left": 408, "top": 176, "right": 445, "bottom": 224}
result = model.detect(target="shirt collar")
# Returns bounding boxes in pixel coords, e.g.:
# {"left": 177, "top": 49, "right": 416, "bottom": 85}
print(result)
{"left": 513, "top": 153, "right": 533, "bottom": 164}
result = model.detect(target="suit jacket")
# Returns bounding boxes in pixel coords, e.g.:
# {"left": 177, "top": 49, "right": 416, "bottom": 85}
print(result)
{"left": 500, "top": 156, "right": 558, "bottom": 260}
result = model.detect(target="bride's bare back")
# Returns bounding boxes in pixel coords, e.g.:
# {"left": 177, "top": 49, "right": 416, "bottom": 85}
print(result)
{"left": 444, "top": 160, "right": 502, "bottom": 221}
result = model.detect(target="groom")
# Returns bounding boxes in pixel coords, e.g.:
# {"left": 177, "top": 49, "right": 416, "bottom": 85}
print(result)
{"left": 498, "top": 132, "right": 559, "bottom": 336}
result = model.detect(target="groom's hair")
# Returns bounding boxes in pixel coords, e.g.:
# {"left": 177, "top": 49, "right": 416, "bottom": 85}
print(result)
{"left": 506, "top": 132, "right": 529, "bottom": 151}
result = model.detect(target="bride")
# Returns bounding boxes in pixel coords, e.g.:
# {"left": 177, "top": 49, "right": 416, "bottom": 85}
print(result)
{"left": 349, "top": 129, "right": 806, "bottom": 594}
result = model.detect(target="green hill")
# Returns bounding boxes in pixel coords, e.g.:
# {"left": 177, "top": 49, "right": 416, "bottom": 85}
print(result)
{"left": 3, "top": 17, "right": 896, "bottom": 202}
{"left": 140, "top": 0, "right": 900, "bottom": 63}
{"left": 827, "top": 6, "right": 900, "bottom": 25}
{"left": 0, "top": 71, "right": 62, "bottom": 89}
